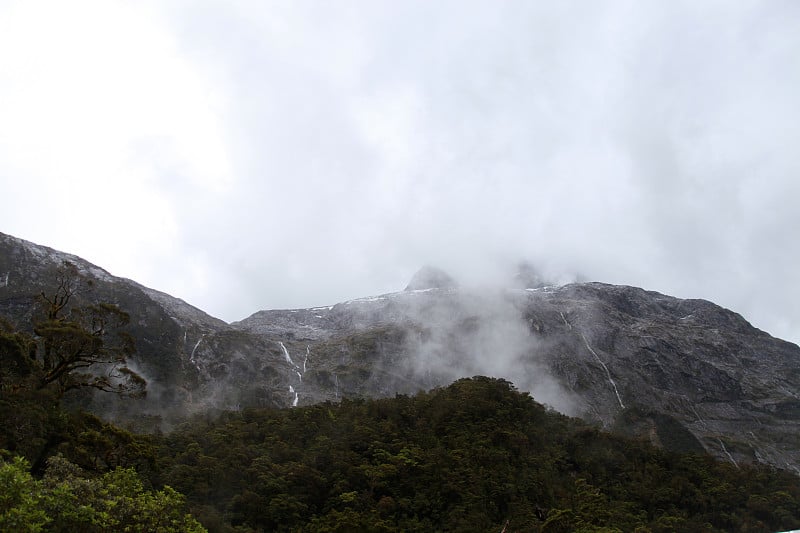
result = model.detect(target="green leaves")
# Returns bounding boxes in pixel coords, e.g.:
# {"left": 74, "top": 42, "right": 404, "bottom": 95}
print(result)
{"left": 154, "top": 377, "right": 800, "bottom": 531}
{"left": 6, "top": 373, "right": 796, "bottom": 532}
{"left": 0, "top": 456, "right": 49, "bottom": 532}
{"left": 0, "top": 453, "right": 206, "bottom": 533}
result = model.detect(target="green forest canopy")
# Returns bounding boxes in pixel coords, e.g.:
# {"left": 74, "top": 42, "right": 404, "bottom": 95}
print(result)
{"left": 156, "top": 377, "right": 800, "bottom": 532}
{"left": 2, "top": 302, "right": 800, "bottom": 532}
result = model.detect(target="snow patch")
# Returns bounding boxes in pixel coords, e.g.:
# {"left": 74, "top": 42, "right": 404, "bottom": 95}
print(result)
{"left": 525, "top": 286, "right": 556, "bottom": 292}
{"left": 140, "top": 286, "right": 225, "bottom": 329}
{"left": 347, "top": 296, "right": 387, "bottom": 304}
{"left": 12, "top": 235, "right": 115, "bottom": 282}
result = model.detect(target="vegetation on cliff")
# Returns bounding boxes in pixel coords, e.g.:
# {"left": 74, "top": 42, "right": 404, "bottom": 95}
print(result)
{"left": 157, "top": 377, "right": 800, "bottom": 532}
{"left": 1, "top": 265, "right": 799, "bottom": 531}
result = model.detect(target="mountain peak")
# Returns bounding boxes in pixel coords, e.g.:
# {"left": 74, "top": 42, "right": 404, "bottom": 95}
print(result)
{"left": 404, "top": 266, "right": 457, "bottom": 291}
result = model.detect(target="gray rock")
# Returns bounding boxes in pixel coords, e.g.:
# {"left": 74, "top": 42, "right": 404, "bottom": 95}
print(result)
{"left": 404, "top": 266, "right": 457, "bottom": 291}
{"left": 2, "top": 231, "right": 799, "bottom": 473}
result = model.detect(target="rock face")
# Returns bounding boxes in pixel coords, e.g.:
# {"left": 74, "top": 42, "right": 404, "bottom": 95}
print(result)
{"left": 0, "top": 232, "right": 290, "bottom": 421}
{"left": 1, "top": 231, "right": 799, "bottom": 473}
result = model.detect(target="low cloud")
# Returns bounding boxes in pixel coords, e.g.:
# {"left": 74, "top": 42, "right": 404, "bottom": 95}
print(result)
{"left": 372, "top": 285, "right": 579, "bottom": 414}
{"left": 1, "top": 1, "right": 798, "bottom": 343}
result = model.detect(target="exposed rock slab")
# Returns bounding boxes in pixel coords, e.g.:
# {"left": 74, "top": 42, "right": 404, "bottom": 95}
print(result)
{"left": 2, "top": 232, "right": 798, "bottom": 473}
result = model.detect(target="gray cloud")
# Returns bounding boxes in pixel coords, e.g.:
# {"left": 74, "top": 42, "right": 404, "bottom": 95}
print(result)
{"left": 1, "top": 1, "right": 799, "bottom": 343}
{"left": 396, "top": 288, "right": 579, "bottom": 415}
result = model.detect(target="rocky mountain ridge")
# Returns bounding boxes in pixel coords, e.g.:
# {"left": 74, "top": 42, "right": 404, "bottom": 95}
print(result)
{"left": 1, "top": 231, "right": 798, "bottom": 474}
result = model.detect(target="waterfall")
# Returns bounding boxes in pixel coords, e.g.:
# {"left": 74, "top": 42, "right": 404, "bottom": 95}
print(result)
{"left": 279, "top": 342, "right": 296, "bottom": 366}
{"left": 580, "top": 332, "right": 625, "bottom": 409}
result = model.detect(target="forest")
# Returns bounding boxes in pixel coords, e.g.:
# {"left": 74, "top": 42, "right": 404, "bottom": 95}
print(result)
{"left": 1, "top": 273, "right": 800, "bottom": 531}
{"left": 3, "top": 357, "right": 800, "bottom": 531}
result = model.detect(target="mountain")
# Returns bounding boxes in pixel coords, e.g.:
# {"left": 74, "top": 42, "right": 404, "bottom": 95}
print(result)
{"left": 403, "top": 265, "right": 457, "bottom": 291}
{"left": 1, "top": 232, "right": 799, "bottom": 474}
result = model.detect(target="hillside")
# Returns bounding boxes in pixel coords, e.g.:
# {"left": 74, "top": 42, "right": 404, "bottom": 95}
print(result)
{"left": 1, "top": 231, "right": 799, "bottom": 473}
{"left": 156, "top": 377, "right": 800, "bottom": 532}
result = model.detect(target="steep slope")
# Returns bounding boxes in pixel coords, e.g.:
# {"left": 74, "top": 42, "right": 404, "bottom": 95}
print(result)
{"left": 234, "top": 281, "right": 800, "bottom": 473}
{"left": 0, "top": 232, "right": 294, "bottom": 421}
{"left": 0, "top": 232, "right": 214, "bottom": 388}
{"left": 519, "top": 283, "right": 800, "bottom": 473}
{"left": 1, "top": 232, "right": 799, "bottom": 473}
{"left": 157, "top": 377, "right": 800, "bottom": 532}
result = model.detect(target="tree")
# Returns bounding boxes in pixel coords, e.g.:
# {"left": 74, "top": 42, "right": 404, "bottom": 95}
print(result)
{"left": 31, "top": 262, "right": 145, "bottom": 398}
{"left": 0, "top": 453, "right": 206, "bottom": 532}
{"left": 0, "top": 455, "right": 49, "bottom": 532}
{"left": 0, "top": 317, "right": 37, "bottom": 391}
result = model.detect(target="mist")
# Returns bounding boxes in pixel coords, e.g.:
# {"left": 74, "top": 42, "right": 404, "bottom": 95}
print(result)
{"left": 332, "top": 265, "right": 581, "bottom": 415}
{"left": 1, "top": 1, "right": 798, "bottom": 344}
{"left": 398, "top": 288, "right": 578, "bottom": 414}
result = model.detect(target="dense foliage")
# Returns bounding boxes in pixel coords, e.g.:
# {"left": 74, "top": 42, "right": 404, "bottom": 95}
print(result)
{"left": 2, "top": 275, "right": 800, "bottom": 532}
{"left": 156, "top": 377, "right": 800, "bottom": 532}
{"left": 0, "top": 454, "right": 204, "bottom": 532}
{"left": 0, "top": 289, "right": 151, "bottom": 476}
{"left": 0, "top": 273, "right": 203, "bottom": 532}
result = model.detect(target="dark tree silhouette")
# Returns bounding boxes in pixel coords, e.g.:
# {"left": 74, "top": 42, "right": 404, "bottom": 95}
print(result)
{"left": 32, "top": 261, "right": 145, "bottom": 398}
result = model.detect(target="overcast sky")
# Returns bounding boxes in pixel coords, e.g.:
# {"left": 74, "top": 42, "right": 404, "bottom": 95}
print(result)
{"left": 1, "top": 1, "right": 799, "bottom": 342}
